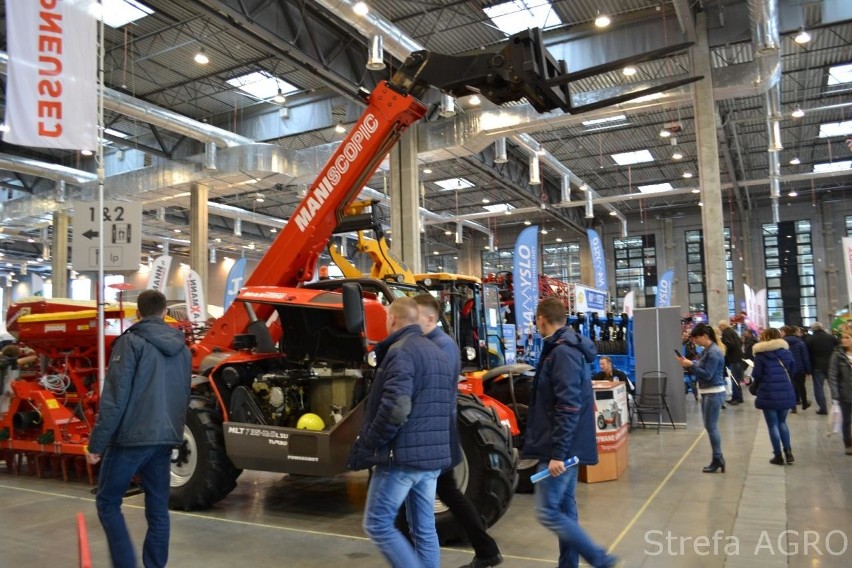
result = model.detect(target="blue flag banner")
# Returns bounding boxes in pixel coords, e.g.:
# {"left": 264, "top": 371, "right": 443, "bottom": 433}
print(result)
{"left": 657, "top": 269, "right": 675, "bottom": 307}
{"left": 587, "top": 229, "right": 607, "bottom": 291}
{"left": 513, "top": 226, "right": 539, "bottom": 336}
{"left": 223, "top": 258, "right": 247, "bottom": 311}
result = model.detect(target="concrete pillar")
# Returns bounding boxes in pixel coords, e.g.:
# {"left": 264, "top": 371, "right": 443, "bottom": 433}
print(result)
{"left": 51, "top": 211, "right": 69, "bottom": 297}
{"left": 190, "top": 183, "right": 209, "bottom": 294}
{"left": 820, "top": 201, "right": 838, "bottom": 318}
{"left": 389, "top": 127, "right": 421, "bottom": 273}
{"left": 693, "top": 13, "right": 728, "bottom": 323}
{"left": 663, "top": 217, "right": 676, "bottom": 304}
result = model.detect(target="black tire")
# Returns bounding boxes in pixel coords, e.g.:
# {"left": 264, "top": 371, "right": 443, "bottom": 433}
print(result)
{"left": 483, "top": 376, "right": 535, "bottom": 493}
{"left": 169, "top": 406, "right": 241, "bottom": 511}
{"left": 597, "top": 414, "right": 606, "bottom": 430}
{"left": 434, "top": 394, "right": 515, "bottom": 543}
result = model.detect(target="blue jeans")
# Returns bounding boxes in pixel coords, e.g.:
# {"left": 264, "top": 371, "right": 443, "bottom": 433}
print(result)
{"left": 96, "top": 445, "right": 172, "bottom": 568}
{"left": 812, "top": 369, "right": 828, "bottom": 412}
{"left": 533, "top": 462, "right": 617, "bottom": 568}
{"left": 701, "top": 392, "right": 725, "bottom": 459}
{"left": 363, "top": 465, "right": 441, "bottom": 568}
{"left": 762, "top": 408, "right": 791, "bottom": 455}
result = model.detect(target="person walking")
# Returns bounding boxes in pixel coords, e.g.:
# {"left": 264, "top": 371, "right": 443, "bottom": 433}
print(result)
{"left": 805, "top": 322, "right": 838, "bottom": 415}
{"left": 719, "top": 321, "right": 744, "bottom": 405}
{"left": 348, "top": 297, "right": 456, "bottom": 568}
{"left": 742, "top": 328, "right": 758, "bottom": 361}
{"left": 750, "top": 328, "right": 797, "bottom": 465}
{"left": 827, "top": 329, "right": 852, "bottom": 456}
{"left": 413, "top": 294, "right": 503, "bottom": 568}
{"left": 782, "top": 325, "right": 812, "bottom": 412}
{"left": 678, "top": 324, "right": 727, "bottom": 473}
{"left": 85, "top": 290, "right": 192, "bottom": 568}
{"left": 522, "top": 297, "right": 619, "bottom": 568}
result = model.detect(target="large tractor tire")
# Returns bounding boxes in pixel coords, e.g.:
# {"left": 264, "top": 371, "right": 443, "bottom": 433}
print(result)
{"left": 484, "top": 375, "right": 536, "bottom": 493}
{"left": 169, "top": 405, "right": 241, "bottom": 511}
{"left": 434, "top": 393, "right": 516, "bottom": 544}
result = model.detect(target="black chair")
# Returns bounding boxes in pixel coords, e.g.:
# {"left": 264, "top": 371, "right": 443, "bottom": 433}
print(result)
{"left": 633, "top": 371, "right": 676, "bottom": 433}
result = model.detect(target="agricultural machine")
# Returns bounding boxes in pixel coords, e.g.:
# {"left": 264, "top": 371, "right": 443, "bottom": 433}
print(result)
{"left": 2, "top": 27, "right": 695, "bottom": 534}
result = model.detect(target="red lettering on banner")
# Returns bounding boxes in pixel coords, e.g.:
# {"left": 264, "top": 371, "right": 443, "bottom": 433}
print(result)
{"left": 37, "top": 1, "right": 63, "bottom": 139}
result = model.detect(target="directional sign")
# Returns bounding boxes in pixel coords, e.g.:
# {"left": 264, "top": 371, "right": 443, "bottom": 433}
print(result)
{"left": 72, "top": 201, "right": 143, "bottom": 272}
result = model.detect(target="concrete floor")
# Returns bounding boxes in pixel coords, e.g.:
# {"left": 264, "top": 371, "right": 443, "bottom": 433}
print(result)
{"left": 2, "top": 394, "right": 851, "bottom": 567}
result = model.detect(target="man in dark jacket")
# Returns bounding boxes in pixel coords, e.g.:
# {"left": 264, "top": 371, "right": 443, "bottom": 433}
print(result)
{"left": 719, "top": 321, "right": 744, "bottom": 405}
{"left": 86, "top": 290, "right": 191, "bottom": 568}
{"left": 522, "top": 297, "right": 618, "bottom": 568}
{"left": 348, "top": 297, "right": 455, "bottom": 568}
{"left": 782, "top": 325, "right": 812, "bottom": 411}
{"left": 414, "top": 294, "right": 502, "bottom": 568}
{"left": 805, "top": 322, "right": 838, "bottom": 414}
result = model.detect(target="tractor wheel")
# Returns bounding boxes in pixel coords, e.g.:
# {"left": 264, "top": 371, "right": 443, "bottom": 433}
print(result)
{"left": 597, "top": 415, "right": 607, "bottom": 430}
{"left": 169, "top": 406, "right": 241, "bottom": 511}
{"left": 483, "top": 375, "right": 535, "bottom": 493}
{"left": 434, "top": 393, "right": 515, "bottom": 543}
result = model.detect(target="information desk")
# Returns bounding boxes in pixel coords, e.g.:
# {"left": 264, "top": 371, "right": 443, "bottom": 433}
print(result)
{"left": 580, "top": 381, "right": 629, "bottom": 483}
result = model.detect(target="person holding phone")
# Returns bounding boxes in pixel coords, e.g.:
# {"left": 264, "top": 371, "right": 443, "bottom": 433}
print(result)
{"left": 678, "top": 324, "right": 727, "bottom": 473}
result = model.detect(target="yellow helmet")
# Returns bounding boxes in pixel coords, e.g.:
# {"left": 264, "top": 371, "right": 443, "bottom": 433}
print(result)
{"left": 296, "top": 413, "right": 325, "bottom": 431}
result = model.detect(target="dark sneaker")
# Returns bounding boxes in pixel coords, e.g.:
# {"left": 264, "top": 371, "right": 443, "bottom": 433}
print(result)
{"left": 460, "top": 553, "right": 503, "bottom": 568}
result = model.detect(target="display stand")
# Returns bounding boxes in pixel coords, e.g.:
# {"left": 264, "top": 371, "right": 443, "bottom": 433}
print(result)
{"left": 580, "top": 381, "right": 629, "bottom": 483}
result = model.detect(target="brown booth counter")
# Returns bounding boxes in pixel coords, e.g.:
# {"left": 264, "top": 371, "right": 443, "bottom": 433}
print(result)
{"left": 580, "top": 380, "right": 629, "bottom": 483}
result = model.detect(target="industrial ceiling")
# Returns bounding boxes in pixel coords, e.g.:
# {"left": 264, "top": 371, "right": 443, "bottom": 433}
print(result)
{"left": 0, "top": 0, "right": 850, "bottom": 274}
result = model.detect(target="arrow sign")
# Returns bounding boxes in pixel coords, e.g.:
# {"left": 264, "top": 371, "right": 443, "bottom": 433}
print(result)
{"left": 83, "top": 229, "right": 99, "bottom": 240}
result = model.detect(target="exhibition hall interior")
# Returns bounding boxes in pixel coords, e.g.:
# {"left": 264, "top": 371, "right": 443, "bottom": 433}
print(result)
{"left": 1, "top": 1, "right": 851, "bottom": 567}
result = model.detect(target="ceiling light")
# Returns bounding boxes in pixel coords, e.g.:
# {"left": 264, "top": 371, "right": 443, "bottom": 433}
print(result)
{"left": 682, "top": 172, "right": 693, "bottom": 179}
{"left": 214, "top": 238, "right": 222, "bottom": 243}
{"left": 334, "top": 123, "right": 346, "bottom": 134}
{"left": 468, "top": 94, "right": 481, "bottom": 106}
{"left": 691, "top": 188, "right": 701, "bottom": 194}
{"left": 173, "top": 228, "right": 181, "bottom": 233}
{"left": 791, "top": 107, "right": 805, "bottom": 118}
{"left": 788, "top": 190, "right": 798, "bottom": 197}
{"left": 541, "top": 228, "right": 548, "bottom": 235}
{"left": 659, "top": 128, "right": 672, "bottom": 138}
{"left": 622, "top": 66, "right": 637, "bottom": 76}
{"left": 444, "top": 230, "right": 453, "bottom": 236}
{"left": 423, "top": 168, "right": 432, "bottom": 174}
{"left": 482, "top": 198, "right": 490, "bottom": 204}
{"left": 273, "top": 88, "right": 286, "bottom": 104}
{"left": 524, "top": 220, "right": 531, "bottom": 226}
{"left": 698, "top": 201, "right": 704, "bottom": 207}
{"left": 194, "top": 47, "right": 209, "bottom": 65}
{"left": 81, "top": 149, "right": 93, "bottom": 156}
{"left": 672, "top": 151, "right": 684, "bottom": 160}
{"left": 433, "top": 251, "right": 439, "bottom": 255}
{"left": 789, "top": 157, "right": 801, "bottom": 165}
{"left": 270, "top": 227, "right": 277, "bottom": 233}
{"left": 366, "top": 35, "right": 386, "bottom": 71}
{"left": 595, "top": 13, "right": 611, "bottom": 28}
{"left": 794, "top": 27, "right": 811, "bottom": 45}
{"left": 439, "top": 93, "right": 456, "bottom": 118}
{"left": 579, "top": 183, "right": 589, "bottom": 191}
{"left": 609, "top": 210, "right": 618, "bottom": 216}
{"left": 556, "top": 237, "right": 562, "bottom": 242}
{"left": 353, "top": 1, "right": 368, "bottom": 16}
{"left": 255, "top": 193, "right": 265, "bottom": 203}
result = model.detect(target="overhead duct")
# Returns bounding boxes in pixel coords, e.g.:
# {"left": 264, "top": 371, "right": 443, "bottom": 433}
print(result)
{"left": 0, "top": 53, "right": 253, "bottom": 149}
{"left": 0, "top": 154, "right": 97, "bottom": 186}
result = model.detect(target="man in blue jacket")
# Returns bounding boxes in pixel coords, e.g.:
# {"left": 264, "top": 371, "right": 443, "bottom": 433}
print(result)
{"left": 348, "top": 297, "right": 455, "bottom": 568}
{"left": 86, "top": 290, "right": 191, "bottom": 568}
{"left": 782, "top": 325, "right": 812, "bottom": 412}
{"left": 413, "top": 294, "right": 503, "bottom": 568}
{"left": 522, "top": 297, "right": 618, "bottom": 568}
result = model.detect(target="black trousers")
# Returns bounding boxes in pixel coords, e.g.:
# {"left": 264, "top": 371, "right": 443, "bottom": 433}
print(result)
{"left": 436, "top": 468, "right": 499, "bottom": 558}
{"left": 792, "top": 372, "right": 808, "bottom": 405}
{"left": 840, "top": 402, "right": 852, "bottom": 448}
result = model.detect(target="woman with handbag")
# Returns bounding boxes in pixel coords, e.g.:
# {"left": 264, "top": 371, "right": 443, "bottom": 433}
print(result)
{"left": 827, "top": 329, "right": 852, "bottom": 455}
{"left": 750, "top": 328, "right": 797, "bottom": 465}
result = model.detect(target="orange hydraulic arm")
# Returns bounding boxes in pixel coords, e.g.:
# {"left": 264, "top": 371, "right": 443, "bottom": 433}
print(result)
{"left": 191, "top": 28, "right": 700, "bottom": 371}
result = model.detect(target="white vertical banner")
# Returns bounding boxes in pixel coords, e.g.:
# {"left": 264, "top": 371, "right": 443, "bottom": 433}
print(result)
{"left": 147, "top": 255, "right": 172, "bottom": 292}
{"left": 183, "top": 269, "right": 206, "bottom": 326}
{"left": 843, "top": 237, "right": 852, "bottom": 308}
{"left": 755, "top": 288, "right": 768, "bottom": 330}
{"left": 4, "top": 0, "right": 97, "bottom": 150}
{"left": 743, "top": 283, "right": 755, "bottom": 327}
{"left": 622, "top": 290, "right": 635, "bottom": 318}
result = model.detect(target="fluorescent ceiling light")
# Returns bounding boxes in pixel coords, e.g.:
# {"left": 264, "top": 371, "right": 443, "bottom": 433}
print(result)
{"left": 100, "top": 0, "right": 153, "bottom": 28}
{"left": 637, "top": 182, "right": 673, "bottom": 194}
{"left": 104, "top": 128, "right": 130, "bottom": 139}
{"left": 812, "top": 160, "right": 851, "bottom": 173}
{"left": 818, "top": 120, "right": 852, "bottom": 138}
{"left": 483, "top": 1, "right": 563, "bottom": 36}
{"left": 434, "top": 177, "right": 474, "bottom": 191}
{"left": 631, "top": 92, "right": 666, "bottom": 103}
{"left": 611, "top": 150, "right": 654, "bottom": 165}
{"left": 483, "top": 203, "right": 516, "bottom": 213}
{"left": 827, "top": 63, "right": 852, "bottom": 86}
{"left": 227, "top": 71, "right": 298, "bottom": 100}
{"left": 582, "top": 115, "right": 627, "bottom": 126}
